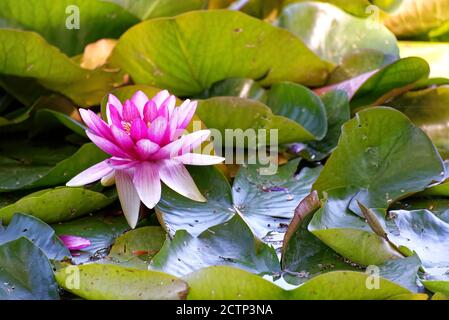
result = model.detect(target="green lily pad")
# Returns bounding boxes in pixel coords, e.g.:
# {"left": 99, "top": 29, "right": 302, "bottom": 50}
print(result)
{"left": 196, "top": 78, "right": 267, "bottom": 101}
{"left": 422, "top": 280, "right": 449, "bottom": 296}
{"left": 266, "top": 82, "right": 327, "bottom": 140}
{"left": 197, "top": 97, "right": 319, "bottom": 145}
{"left": 104, "top": 226, "right": 167, "bottom": 269}
{"left": 313, "top": 107, "right": 444, "bottom": 216}
{"left": 0, "top": 0, "right": 139, "bottom": 56}
{"left": 150, "top": 215, "right": 280, "bottom": 277}
{"left": 157, "top": 161, "right": 321, "bottom": 245}
{"left": 378, "top": 255, "right": 422, "bottom": 292}
{"left": 52, "top": 212, "right": 129, "bottom": 264}
{"left": 316, "top": 57, "right": 430, "bottom": 109}
{"left": 0, "top": 237, "right": 59, "bottom": 300}
{"left": 0, "top": 29, "right": 124, "bottom": 106}
{"left": 387, "top": 209, "right": 449, "bottom": 268}
{"left": 0, "top": 142, "right": 107, "bottom": 192}
{"left": 108, "top": 0, "right": 207, "bottom": 20}
{"left": 299, "top": 90, "right": 350, "bottom": 161}
{"left": 281, "top": 192, "right": 358, "bottom": 285}
{"left": 0, "top": 213, "right": 69, "bottom": 260}
{"left": 185, "top": 266, "right": 424, "bottom": 300}
{"left": 309, "top": 187, "right": 403, "bottom": 266}
{"left": 55, "top": 264, "right": 188, "bottom": 300}
{"left": 282, "top": 0, "right": 372, "bottom": 17}
{"left": 111, "top": 10, "right": 329, "bottom": 96}
{"left": 278, "top": 2, "right": 398, "bottom": 64}
{"left": 0, "top": 187, "right": 116, "bottom": 224}
{"left": 33, "top": 108, "right": 87, "bottom": 137}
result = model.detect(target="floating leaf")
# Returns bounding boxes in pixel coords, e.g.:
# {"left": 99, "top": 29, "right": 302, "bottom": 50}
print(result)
{"left": 150, "top": 215, "right": 280, "bottom": 277}
{"left": 196, "top": 97, "right": 320, "bottom": 145}
{"left": 278, "top": 2, "right": 398, "bottom": 64}
{"left": 281, "top": 192, "right": 358, "bottom": 285}
{"left": 0, "top": 238, "right": 59, "bottom": 300}
{"left": 266, "top": 82, "right": 327, "bottom": 140}
{"left": 0, "top": 187, "right": 116, "bottom": 224}
{"left": 108, "top": 0, "right": 207, "bottom": 20}
{"left": 0, "top": 0, "right": 139, "bottom": 56}
{"left": 313, "top": 107, "right": 444, "bottom": 215}
{"left": 0, "top": 142, "right": 107, "bottom": 192}
{"left": 0, "top": 213, "right": 69, "bottom": 260}
{"left": 315, "top": 57, "right": 430, "bottom": 109}
{"left": 157, "top": 161, "right": 320, "bottom": 245}
{"left": 0, "top": 29, "right": 124, "bottom": 106}
{"left": 185, "top": 266, "right": 424, "bottom": 300}
{"left": 105, "top": 226, "right": 166, "bottom": 269}
{"left": 55, "top": 264, "right": 188, "bottom": 300}
{"left": 111, "top": 10, "right": 330, "bottom": 96}
{"left": 52, "top": 212, "right": 129, "bottom": 264}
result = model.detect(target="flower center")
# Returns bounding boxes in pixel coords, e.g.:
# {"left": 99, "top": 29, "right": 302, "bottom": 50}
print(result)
{"left": 122, "top": 121, "right": 131, "bottom": 134}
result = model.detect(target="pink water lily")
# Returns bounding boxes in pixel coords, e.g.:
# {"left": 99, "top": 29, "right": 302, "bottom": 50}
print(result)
{"left": 67, "top": 90, "right": 224, "bottom": 228}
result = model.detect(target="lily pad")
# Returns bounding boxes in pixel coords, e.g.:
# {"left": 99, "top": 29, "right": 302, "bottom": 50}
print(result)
{"left": 108, "top": 0, "right": 207, "bottom": 20}
{"left": 111, "top": 10, "right": 329, "bottom": 96}
{"left": 0, "top": 29, "right": 124, "bottom": 106}
{"left": 52, "top": 212, "right": 129, "bottom": 264}
{"left": 185, "top": 266, "right": 425, "bottom": 300}
{"left": 278, "top": 2, "right": 398, "bottom": 64}
{"left": 0, "top": 237, "right": 59, "bottom": 300}
{"left": 313, "top": 107, "right": 444, "bottom": 215}
{"left": 196, "top": 78, "right": 267, "bottom": 101}
{"left": 150, "top": 215, "right": 280, "bottom": 277}
{"left": 315, "top": 57, "right": 430, "bottom": 109}
{"left": 0, "top": 213, "right": 69, "bottom": 260}
{"left": 266, "top": 82, "right": 327, "bottom": 140}
{"left": 0, "top": 0, "right": 139, "bottom": 56}
{"left": 104, "top": 226, "right": 166, "bottom": 269}
{"left": 0, "top": 187, "right": 116, "bottom": 224}
{"left": 196, "top": 97, "right": 320, "bottom": 145}
{"left": 308, "top": 187, "right": 403, "bottom": 266}
{"left": 157, "top": 161, "right": 321, "bottom": 244}
{"left": 0, "top": 142, "right": 107, "bottom": 192}
{"left": 55, "top": 264, "right": 188, "bottom": 300}
{"left": 281, "top": 192, "right": 358, "bottom": 285}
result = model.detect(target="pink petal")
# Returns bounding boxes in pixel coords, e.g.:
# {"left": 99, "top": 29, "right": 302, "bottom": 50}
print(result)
{"left": 143, "top": 100, "right": 158, "bottom": 123}
{"left": 174, "top": 153, "right": 225, "bottom": 165}
{"left": 115, "top": 169, "right": 141, "bottom": 229}
{"left": 59, "top": 235, "right": 91, "bottom": 251}
{"left": 130, "top": 118, "right": 148, "bottom": 141}
{"left": 176, "top": 100, "right": 197, "bottom": 130}
{"left": 152, "top": 90, "right": 170, "bottom": 108}
{"left": 151, "top": 130, "right": 210, "bottom": 160}
{"left": 108, "top": 94, "right": 123, "bottom": 114}
{"left": 160, "top": 95, "right": 176, "bottom": 117}
{"left": 66, "top": 160, "right": 113, "bottom": 186}
{"left": 107, "top": 103, "right": 123, "bottom": 127}
{"left": 111, "top": 125, "right": 136, "bottom": 156}
{"left": 133, "top": 162, "right": 161, "bottom": 210}
{"left": 179, "top": 130, "right": 211, "bottom": 154}
{"left": 86, "top": 131, "right": 130, "bottom": 158}
{"left": 136, "top": 139, "right": 160, "bottom": 159}
{"left": 159, "top": 159, "right": 206, "bottom": 202}
{"left": 122, "top": 100, "right": 141, "bottom": 122}
{"left": 130, "top": 90, "right": 149, "bottom": 116}
{"left": 79, "top": 109, "right": 112, "bottom": 140}
{"left": 107, "top": 158, "right": 137, "bottom": 170}
{"left": 148, "top": 116, "right": 168, "bottom": 145}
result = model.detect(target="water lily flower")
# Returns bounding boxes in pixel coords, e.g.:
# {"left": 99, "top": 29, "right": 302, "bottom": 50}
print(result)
{"left": 59, "top": 235, "right": 91, "bottom": 251}
{"left": 67, "top": 90, "right": 224, "bottom": 228}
